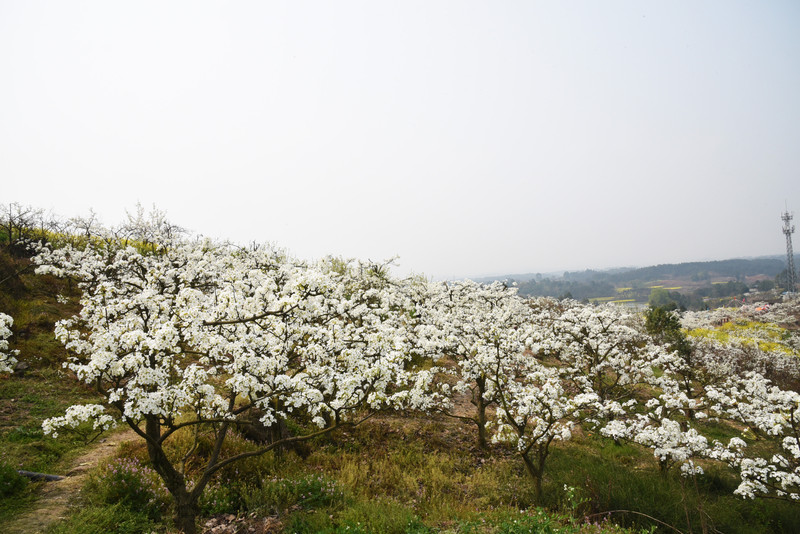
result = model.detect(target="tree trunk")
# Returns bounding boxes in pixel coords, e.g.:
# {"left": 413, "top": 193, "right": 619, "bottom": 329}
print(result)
{"left": 476, "top": 399, "right": 488, "bottom": 449}
{"left": 173, "top": 493, "right": 200, "bottom": 534}
{"left": 521, "top": 452, "right": 543, "bottom": 503}
{"left": 659, "top": 459, "right": 670, "bottom": 479}
{"left": 475, "top": 377, "right": 488, "bottom": 449}
{"left": 142, "top": 416, "right": 198, "bottom": 533}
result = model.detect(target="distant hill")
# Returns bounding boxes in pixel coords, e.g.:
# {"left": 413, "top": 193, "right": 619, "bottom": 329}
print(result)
{"left": 476, "top": 256, "right": 793, "bottom": 285}
{"left": 474, "top": 256, "right": 798, "bottom": 308}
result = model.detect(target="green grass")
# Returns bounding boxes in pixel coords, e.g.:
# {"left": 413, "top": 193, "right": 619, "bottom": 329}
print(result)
{"left": 46, "top": 503, "right": 162, "bottom": 534}
{"left": 0, "top": 368, "right": 102, "bottom": 473}
{"left": 539, "top": 434, "right": 800, "bottom": 534}
{"left": 0, "top": 367, "right": 104, "bottom": 522}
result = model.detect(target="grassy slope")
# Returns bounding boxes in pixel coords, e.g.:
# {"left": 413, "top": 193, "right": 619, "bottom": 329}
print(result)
{"left": 0, "top": 249, "right": 106, "bottom": 521}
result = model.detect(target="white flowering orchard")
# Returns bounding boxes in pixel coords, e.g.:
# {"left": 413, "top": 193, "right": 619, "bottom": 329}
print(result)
{"left": 31, "top": 209, "right": 800, "bottom": 531}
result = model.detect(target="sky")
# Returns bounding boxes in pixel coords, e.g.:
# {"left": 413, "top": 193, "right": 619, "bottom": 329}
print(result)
{"left": 1, "top": 1, "right": 799, "bottom": 280}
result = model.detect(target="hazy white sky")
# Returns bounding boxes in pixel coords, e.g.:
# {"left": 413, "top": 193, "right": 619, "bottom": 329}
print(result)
{"left": 2, "top": 1, "right": 798, "bottom": 279}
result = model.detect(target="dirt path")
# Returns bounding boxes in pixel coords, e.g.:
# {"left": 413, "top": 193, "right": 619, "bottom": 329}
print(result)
{"left": 4, "top": 428, "right": 139, "bottom": 534}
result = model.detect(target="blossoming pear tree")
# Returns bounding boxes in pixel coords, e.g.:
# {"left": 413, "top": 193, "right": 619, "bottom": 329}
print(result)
{"left": 548, "top": 302, "right": 667, "bottom": 423}
{"left": 492, "top": 359, "right": 599, "bottom": 502}
{"left": 429, "top": 280, "right": 535, "bottom": 449}
{"left": 425, "top": 284, "right": 597, "bottom": 500}
{"left": 34, "top": 214, "right": 436, "bottom": 534}
{"left": 600, "top": 394, "right": 710, "bottom": 477}
{"left": 0, "top": 312, "right": 18, "bottom": 374}
{"left": 537, "top": 302, "right": 710, "bottom": 476}
{"left": 706, "top": 371, "right": 800, "bottom": 501}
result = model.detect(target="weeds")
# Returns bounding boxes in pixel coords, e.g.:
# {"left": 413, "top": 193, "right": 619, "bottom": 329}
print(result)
{"left": 0, "top": 459, "right": 26, "bottom": 497}
{"left": 83, "top": 456, "right": 170, "bottom": 520}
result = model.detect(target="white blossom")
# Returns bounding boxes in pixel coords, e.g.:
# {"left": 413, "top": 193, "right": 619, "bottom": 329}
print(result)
{"left": 0, "top": 313, "right": 18, "bottom": 374}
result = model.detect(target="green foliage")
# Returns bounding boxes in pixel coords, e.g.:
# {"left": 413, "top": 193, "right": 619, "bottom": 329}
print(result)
{"left": 454, "top": 508, "right": 644, "bottom": 534}
{"left": 647, "top": 288, "right": 707, "bottom": 311}
{"left": 754, "top": 279, "right": 776, "bottom": 292}
{"left": 644, "top": 306, "right": 692, "bottom": 358}
{"left": 494, "top": 512, "right": 568, "bottom": 534}
{"left": 694, "top": 280, "right": 749, "bottom": 299}
{"left": 644, "top": 306, "right": 680, "bottom": 338}
{"left": 83, "top": 457, "right": 169, "bottom": 520}
{"left": 647, "top": 288, "right": 676, "bottom": 310}
{"left": 199, "top": 473, "right": 350, "bottom": 517}
{"left": 285, "top": 498, "right": 427, "bottom": 534}
{"left": 0, "top": 459, "right": 26, "bottom": 497}
{"left": 198, "top": 481, "right": 245, "bottom": 516}
{"left": 262, "top": 473, "right": 349, "bottom": 511}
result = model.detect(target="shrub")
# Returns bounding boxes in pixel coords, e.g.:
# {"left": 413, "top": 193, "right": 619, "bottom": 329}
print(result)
{"left": 199, "top": 480, "right": 246, "bottom": 516}
{"left": 85, "top": 457, "right": 169, "bottom": 520}
{"left": 259, "top": 473, "right": 348, "bottom": 512}
{"left": 0, "top": 460, "right": 26, "bottom": 497}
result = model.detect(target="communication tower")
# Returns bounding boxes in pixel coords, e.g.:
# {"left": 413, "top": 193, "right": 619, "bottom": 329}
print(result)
{"left": 782, "top": 210, "right": 797, "bottom": 292}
